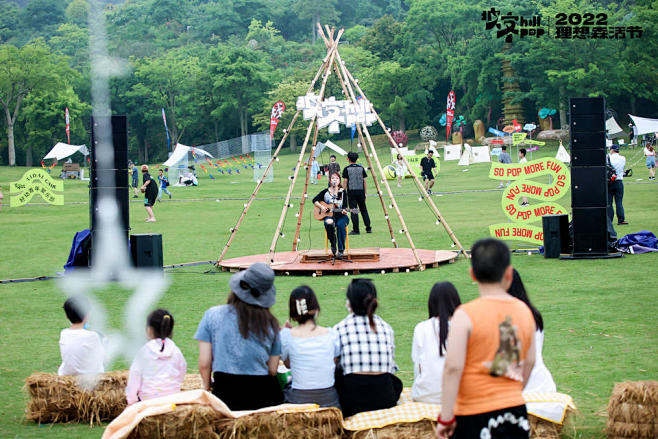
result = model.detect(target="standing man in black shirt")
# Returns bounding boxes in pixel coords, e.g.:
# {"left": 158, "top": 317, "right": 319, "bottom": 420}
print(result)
{"left": 420, "top": 150, "right": 436, "bottom": 194}
{"left": 140, "top": 165, "right": 158, "bottom": 222}
{"left": 342, "top": 151, "right": 372, "bottom": 235}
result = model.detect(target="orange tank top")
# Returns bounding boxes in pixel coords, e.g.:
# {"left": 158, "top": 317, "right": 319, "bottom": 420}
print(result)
{"left": 455, "top": 296, "right": 535, "bottom": 416}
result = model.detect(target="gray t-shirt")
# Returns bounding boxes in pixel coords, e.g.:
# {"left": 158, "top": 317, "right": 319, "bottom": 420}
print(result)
{"left": 499, "top": 152, "right": 512, "bottom": 164}
{"left": 194, "top": 304, "right": 281, "bottom": 375}
{"left": 342, "top": 164, "right": 367, "bottom": 191}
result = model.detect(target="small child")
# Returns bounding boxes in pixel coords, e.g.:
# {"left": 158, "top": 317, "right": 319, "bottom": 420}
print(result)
{"left": 310, "top": 160, "right": 320, "bottom": 184}
{"left": 157, "top": 169, "right": 172, "bottom": 201}
{"left": 126, "top": 309, "right": 187, "bottom": 405}
{"left": 58, "top": 295, "right": 105, "bottom": 376}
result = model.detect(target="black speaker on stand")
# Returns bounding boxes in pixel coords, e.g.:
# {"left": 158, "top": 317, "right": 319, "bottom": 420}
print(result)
{"left": 89, "top": 115, "right": 130, "bottom": 266}
{"left": 561, "top": 97, "right": 621, "bottom": 260}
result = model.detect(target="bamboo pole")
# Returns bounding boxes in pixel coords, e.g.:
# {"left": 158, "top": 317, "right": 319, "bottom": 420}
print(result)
{"left": 322, "top": 31, "right": 425, "bottom": 269}
{"left": 338, "top": 56, "right": 469, "bottom": 258}
{"left": 216, "top": 40, "right": 339, "bottom": 264}
{"left": 268, "top": 32, "right": 343, "bottom": 263}
{"left": 291, "top": 120, "right": 320, "bottom": 251}
{"left": 317, "top": 26, "right": 398, "bottom": 249}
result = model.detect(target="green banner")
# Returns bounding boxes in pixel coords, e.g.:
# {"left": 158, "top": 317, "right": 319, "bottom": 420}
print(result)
{"left": 9, "top": 168, "right": 64, "bottom": 207}
{"left": 512, "top": 132, "right": 527, "bottom": 145}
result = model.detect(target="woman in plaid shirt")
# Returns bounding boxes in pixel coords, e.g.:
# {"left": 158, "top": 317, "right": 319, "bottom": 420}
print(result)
{"left": 334, "top": 279, "right": 402, "bottom": 417}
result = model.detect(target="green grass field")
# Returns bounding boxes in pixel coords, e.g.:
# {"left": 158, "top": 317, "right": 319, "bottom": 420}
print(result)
{"left": 1, "top": 135, "right": 656, "bottom": 438}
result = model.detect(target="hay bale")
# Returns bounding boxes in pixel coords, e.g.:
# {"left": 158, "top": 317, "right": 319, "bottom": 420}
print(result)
{"left": 607, "top": 381, "right": 658, "bottom": 439}
{"left": 25, "top": 371, "right": 128, "bottom": 424}
{"left": 529, "top": 414, "right": 560, "bottom": 439}
{"left": 127, "top": 405, "right": 222, "bottom": 439}
{"left": 344, "top": 419, "right": 436, "bottom": 438}
{"left": 126, "top": 406, "right": 343, "bottom": 439}
{"left": 25, "top": 372, "right": 204, "bottom": 425}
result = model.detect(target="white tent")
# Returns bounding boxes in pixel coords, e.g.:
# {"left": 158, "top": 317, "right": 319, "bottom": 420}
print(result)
{"left": 606, "top": 117, "right": 624, "bottom": 138}
{"left": 163, "top": 144, "right": 214, "bottom": 186}
{"left": 43, "top": 142, "right": 89, "bottom": 161}
{"left": 629, "top": 115, "right": 658, "bottom": 136}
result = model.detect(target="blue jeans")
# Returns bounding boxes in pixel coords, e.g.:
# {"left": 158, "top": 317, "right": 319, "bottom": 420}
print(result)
{"left": 324, "top": 214, "right": 349, "bottom": 253}
{"left": 607, "top": 180, "right": 624, "bottom": 223}
{"left": 158, "top": 185, "right": 172, "bottom": 200}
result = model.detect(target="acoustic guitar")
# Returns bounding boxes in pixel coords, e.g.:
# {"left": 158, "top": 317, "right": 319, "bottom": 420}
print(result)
{"left": 313, "top": 201, "right": 359, "bottom": 221}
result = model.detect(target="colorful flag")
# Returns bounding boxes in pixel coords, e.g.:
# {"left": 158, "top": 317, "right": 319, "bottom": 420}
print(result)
{"left": 351, "top": 124, "right": 356, "bottom": 146}
{"left": 270, "top": 101, "right": 286, "bottom": 140}
{"left": 446, "top": 91, "right": 455, "bottom": 141}
{"left": 65, "top": 107, "right": 70, "bottom": 144}
{"left": 162, "top": 108, "right": 170, "bottom": 150}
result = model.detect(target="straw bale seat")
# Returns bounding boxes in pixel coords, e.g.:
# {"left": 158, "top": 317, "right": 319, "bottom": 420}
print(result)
{"left": 606, "top": 381, "right": 658, "bottom": 439}
{"left": 24, "top": 371, "right": 203, "bottom": 424}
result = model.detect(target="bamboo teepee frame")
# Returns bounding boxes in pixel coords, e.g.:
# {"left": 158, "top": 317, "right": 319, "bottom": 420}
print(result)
{"left": 217, "top": 25, "right": 467, "bottom": 268}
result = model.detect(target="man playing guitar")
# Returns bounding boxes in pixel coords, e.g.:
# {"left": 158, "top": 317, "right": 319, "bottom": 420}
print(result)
{"left": 313, "top": 172, "right": 350, "bottom": 257}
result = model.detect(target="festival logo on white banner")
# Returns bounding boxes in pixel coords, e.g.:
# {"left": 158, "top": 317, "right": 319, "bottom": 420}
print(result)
{"left": 296, "top": 94, "right": 377, "bottom": 134}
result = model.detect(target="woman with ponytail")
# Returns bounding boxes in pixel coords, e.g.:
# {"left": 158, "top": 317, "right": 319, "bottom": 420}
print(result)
{"left": 334, "top": 279, "right": 401, "bottom": 417}
{"left": 126, "top": 309, "right": 187, "bottom": 405}
{"left": 411, "top": 282, "right": 461, "bottom": 403}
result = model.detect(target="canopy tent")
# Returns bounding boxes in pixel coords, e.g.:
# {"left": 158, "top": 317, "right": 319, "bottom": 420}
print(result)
{"left": 606, "top": 117, "right": 625, "bottom": 138}
{"left": 629, "top": 115, "right": 658, "bottom": 136}
{"left": 43, "top": 142, "right": 89, "bottom": 161}
{"left": 163, "top": 144, "right": 214, "bottom": 186}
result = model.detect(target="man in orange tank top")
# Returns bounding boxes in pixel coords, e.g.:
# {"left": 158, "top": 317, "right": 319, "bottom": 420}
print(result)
{"left": 436, "top": 238, "right": 536, "bottom": 439}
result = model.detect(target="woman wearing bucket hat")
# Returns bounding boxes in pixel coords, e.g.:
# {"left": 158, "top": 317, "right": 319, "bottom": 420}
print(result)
{"left": 333, "top": 278, "right": 402, "bottom": 417}
{"left": 195, "top": 262, "right": 284, "bottom": 410}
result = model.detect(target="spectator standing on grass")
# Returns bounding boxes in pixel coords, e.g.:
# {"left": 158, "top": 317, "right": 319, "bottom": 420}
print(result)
{"left": 644, "top": 144, "right": 655, "bottom": 180}
{"left": 436, "top": 239, "right": 535, "bottom": 439}
{"left": 394, "top": 154, "right": 407, "bottom": 187}
{"left": 420, "top": 150, "right": 436, "bottom": 194}
{"left": 157, "top": 169, "right": 172, "bottom": 201}
{"left": 411, "top": 282, "right": 462, "bottom": 404}
{"left": 327, "top": 154, "right": 341, "bottom": 177}
{"left": 334, "top": 279, "right": 402, "bottom": 417}
{"left": 129, "top": 162, "right": 139, "bottom": 198}
{"left": 498, "top": 145, "right": 512, "bottom": 188}
{"left": 195, "top": 263, "right": 284, "bottom": 410}
{"left": 608, "top": 144, "right": 628, "bottom": 225}
{"left": 508, "top": 269, "right": 556, "bottom": 393}
{"left": 342, "top": 151, "right": 372, "bottom": 235}
{"left": 280, "top": 286, "right": 341, "bottom": 408}
{"left": 126, "top": 309, "right": 186, "bottom": 405}
{"left": 140, "top": 165, "right": 158, "bottom": 222}
{"left": 518, "top": 148, "right": 529, "bottom": 206}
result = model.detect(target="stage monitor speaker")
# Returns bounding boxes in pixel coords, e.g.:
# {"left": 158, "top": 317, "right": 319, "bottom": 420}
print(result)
{"left": 572, "top": 207, "right": 608, "bottom": 255}
{"left": 90, "top": 187, "right": 130, "bottom": 232}
{"left": 130, "top": 234, "right": 163, "bottom": 269}
{"left": 542, "top": 214, "right": 570, "bottom": 258}
{"left": 570, "top": 114, "right": 605, "bottom": 133}
{"left": 90, "top": 116, "right": 128, "bottom": 169}
{"left": 572, "top": 149, "right": 606, "bottom": 167}
{"left": 571, "top": 166, "right": 607, "bottom": 208}
{"left": 571, "top": 132, "right": 606, "bottom": 150}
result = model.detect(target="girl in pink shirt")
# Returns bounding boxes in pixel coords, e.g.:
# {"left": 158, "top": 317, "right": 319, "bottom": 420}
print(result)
{"left": 126, "top": 309, "right": 187, "bottom": 405}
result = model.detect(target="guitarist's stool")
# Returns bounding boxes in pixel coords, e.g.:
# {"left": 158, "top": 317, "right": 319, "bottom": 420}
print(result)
{"left": 324, "top": 226, "right": 349, "bottom": 255}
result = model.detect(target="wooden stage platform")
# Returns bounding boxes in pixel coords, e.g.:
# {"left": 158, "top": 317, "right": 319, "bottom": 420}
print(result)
{"left": 218, "top": 247, "right": 459, "bottom": 276}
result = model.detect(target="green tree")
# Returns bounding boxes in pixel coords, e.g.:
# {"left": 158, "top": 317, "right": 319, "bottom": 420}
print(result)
{"left": 0, "top": 0, "right": 21, "bottom": 44}
{"left": 0, "top": 41, "right": 65, "bottom": 166}
{"left": 20, "top": 0, "right": 67, "bottom": 39}
{"left": 49, "top": 23, "right": 90, "bottom": 71}
{"left": 361, "top": 61, "right": 431, "bottom": 130}
{"left": 359, "top": 15, "right": 403, "bottom": 60}
{"left": 293, "top": 0, "right": 340, "bottom": 44}
{"left": 65, "top": 0, "right": 89, "bottom": 27}
{"left": 206, "top": 45, "right": 272, "bottom": 146}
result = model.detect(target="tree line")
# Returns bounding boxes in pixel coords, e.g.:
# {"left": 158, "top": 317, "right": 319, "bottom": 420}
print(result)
{"left": 0, "top": 0, "right": 656, "bottom": 166}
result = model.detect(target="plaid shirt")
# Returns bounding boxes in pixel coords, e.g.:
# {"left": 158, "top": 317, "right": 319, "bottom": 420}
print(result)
{"left": 334, "top": 314, "right": 397, "bottom": 375}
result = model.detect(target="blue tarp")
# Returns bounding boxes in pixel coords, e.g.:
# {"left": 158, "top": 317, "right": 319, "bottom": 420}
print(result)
{"left": 64, "top": 229, "right": 91, "bottom": 271}
{"left": 616, "top": 230, "right": 658, "bottom": 254}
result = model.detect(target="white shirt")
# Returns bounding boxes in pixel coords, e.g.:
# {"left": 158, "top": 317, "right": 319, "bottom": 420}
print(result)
{"left": 644, "top": 147, "right": 656, "bottom": 157}
{"left": 524, "top": 330, "right": 557, "bottom": 393}
{"left": 519, "top": 156, "right": 528, "bottom": 163}
{"left": 58, "top": 328, "right": 105, "bottom": 376}
{"left": 411, "top": 318, "right": 447, "bottom": 404}
{"left": 609, "top": 152, "right": 626, "bottom": 180}
{"left": 280, "top": 328, "right": 340, "bottom": 390}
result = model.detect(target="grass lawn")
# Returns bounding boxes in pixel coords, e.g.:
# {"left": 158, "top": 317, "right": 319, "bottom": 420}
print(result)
{"left": 0, "top": 135, "right": 656, "bottom": 438}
